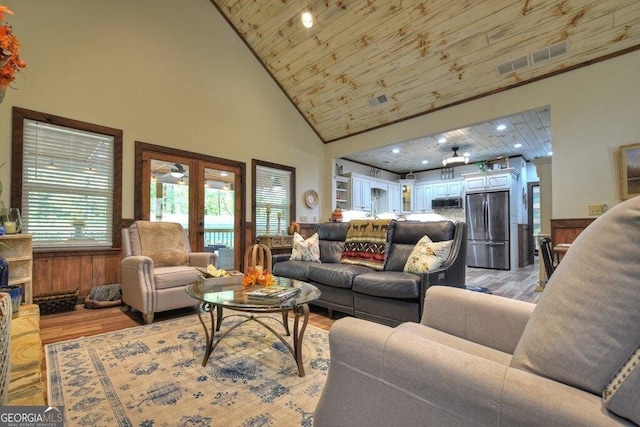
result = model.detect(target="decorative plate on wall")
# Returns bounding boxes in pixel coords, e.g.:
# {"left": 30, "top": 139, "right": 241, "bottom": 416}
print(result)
{"left": 304, "top": 190, "right": 319, "bottom": 208}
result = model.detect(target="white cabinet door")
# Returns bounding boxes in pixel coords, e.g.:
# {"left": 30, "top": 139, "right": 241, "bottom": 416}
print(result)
{"left": 447, "top": 181, "right": 463, "bottom": 196}
{"left": 362, "top": 179, "right": 371, "bottom": 211}
{"left": 465, "top": 176, "right": 488, "bottom": 191}
{"left": 387, "top": 183, "right": 401, "bottom": 213}
{"left": 434, "top": 181, "right": 463, "bottom": 197}
{"left": 414, "top": 184, "right": 433, "bottom": 212}
{"left": 486, "top": 174, "right": 510, "bottom": 190}
{"left": 351, "top": 176, "right": 371, "bottom": 211}
{"left": 400, "top": 180, "right": 415, "bottom": 213}
{"left": 433, "top": 182, "right": 448, "bottom": 198}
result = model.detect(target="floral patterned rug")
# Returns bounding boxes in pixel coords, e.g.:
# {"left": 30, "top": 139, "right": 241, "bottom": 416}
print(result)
{"left": 45, "top": 312, "right": 330, "bottom": 426}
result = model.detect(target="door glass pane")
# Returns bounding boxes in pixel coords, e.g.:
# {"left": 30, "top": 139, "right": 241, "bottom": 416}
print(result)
{"left": 204, "top": 168, "right": 235, "bottom": 269}
{"left": 150, "top": 160, "right": 190, "bottom": 229}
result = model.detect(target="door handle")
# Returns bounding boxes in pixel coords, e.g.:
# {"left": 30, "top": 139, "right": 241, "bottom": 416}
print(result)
{"left": 198, "top": 231, "right": 204, "bottom": 236}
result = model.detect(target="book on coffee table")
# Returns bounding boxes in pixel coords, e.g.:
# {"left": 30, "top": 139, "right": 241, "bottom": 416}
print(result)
{"left": 246, "top": 287, "right": 300, "bottom": 301}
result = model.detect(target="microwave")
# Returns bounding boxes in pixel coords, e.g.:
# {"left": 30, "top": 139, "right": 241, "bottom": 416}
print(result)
{"left": 432, "top": 197, "right": 463, "bottom": 209}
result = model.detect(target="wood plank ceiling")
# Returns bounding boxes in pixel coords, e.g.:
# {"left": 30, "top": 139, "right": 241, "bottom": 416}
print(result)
{"left": 210, "top": 0, "right": 640, "bottom": 147}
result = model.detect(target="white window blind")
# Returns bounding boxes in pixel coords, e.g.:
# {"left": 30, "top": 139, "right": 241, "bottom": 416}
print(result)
{"left": 22, "top": 119, "right": 115, "bottom": 248}
{"left": 255, "top": 165, "right": 292, "bottom": 235}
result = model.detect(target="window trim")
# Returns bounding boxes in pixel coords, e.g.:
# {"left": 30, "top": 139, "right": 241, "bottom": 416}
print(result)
{"left": 11, "top": 107, "right": 123, "bottom": 253}
{"left": 252, "top": 159, "right": 296, "bottom": 242}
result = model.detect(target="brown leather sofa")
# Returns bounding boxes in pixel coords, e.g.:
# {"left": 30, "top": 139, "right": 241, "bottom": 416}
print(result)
{"left": 273, "top": 219, "right": 467, "bottom": 326}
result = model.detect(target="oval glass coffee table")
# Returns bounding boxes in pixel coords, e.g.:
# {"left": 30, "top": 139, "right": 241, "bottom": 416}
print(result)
{"left": 185, "top": 276, "right": 320, "bottom": 377}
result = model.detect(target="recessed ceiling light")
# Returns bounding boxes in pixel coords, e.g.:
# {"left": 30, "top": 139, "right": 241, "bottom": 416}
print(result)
{"left": 548, "top": 151, "right": 553, "bottom": 156}
{"left": 438, "top": 137, "right": 447, "bottom": 144}
{"left": 301, "top": 11, "right": 313, "bottom": 28}
{"left": 392, "top": 148, "right": 400, "bottom": 154}
{"left": 421, "top": 160, "right": 428, "bottom": 164}
{"left": 514, "top": 143, "right": 522, "bottom": 148}
{"left": 463, "top": 152, "right": 470, "bottom": 157}
{"left": 496, "top": 124, "right": 507, "bottom": 131}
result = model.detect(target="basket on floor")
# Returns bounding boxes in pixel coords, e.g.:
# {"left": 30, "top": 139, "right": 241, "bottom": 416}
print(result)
{"left": 33, "top": 289, "right": 79, "bottom": 315}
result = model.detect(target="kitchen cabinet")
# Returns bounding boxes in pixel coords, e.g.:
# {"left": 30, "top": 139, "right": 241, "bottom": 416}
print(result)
{"left": 334, "top": 175, "right": 349, "bottom": 210}
{"left": 399, "top": 179, "right": 414, "bottom": 213}
{"left": 463, "top": 171, "right": 513, "bottom": 192}
{"left": 387, "top": 183, "right": 401, "bottom": 213}
{"left": 414, "top": 183, "right": 433, "bottom": 213}
{"left": 349, "top": 175, "right": 371, "bottom": 211}
{"left": 0, "top": 234, "right": 33, "bottom": 304}
{"left": 433, "top": 180, "right": 463, "bottom": 198}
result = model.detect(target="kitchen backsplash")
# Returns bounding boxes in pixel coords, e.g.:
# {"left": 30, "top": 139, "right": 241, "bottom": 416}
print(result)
{"left": 433, "top": 208, "right": 465, "bottom": 222}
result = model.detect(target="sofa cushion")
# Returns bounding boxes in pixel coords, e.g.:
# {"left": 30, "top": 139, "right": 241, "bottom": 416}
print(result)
{"left": 602, "top": 345, "right": 640, "bottom": 424}
{"left": 130, "top": 221, "right": 190, "bottom": 267}
{"left": 316, "top": 222, "right": 349, "bottom": 263}
{"left": 307, "top": 263, "right": 374, "bottom": 289}
{"left": 153, "top": 266, "right": 200, "bottom": 290}
{"left": 341, "top": 219, "right": 394, "bottom": 270}
{"left": 511, "top": 196, "right": 640, "bottom": 396}
{"left": 352, "top": 271, "right": 420, "bottom": 299}
{"left": 272, "top": 260, "right": 311, "bottom": 281}
{"left": 404, "top": 236, "right": 453, "bottom": 273}
{"left": 386, "top": 221, "right": 455, "bottom": 271}
{"left": 290, "top": 232, "right": 321, "bottom": 262}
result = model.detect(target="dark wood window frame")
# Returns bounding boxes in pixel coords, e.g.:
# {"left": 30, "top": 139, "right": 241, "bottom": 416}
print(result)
{"left": 11, "top": 107, "right": 123, "bottom": 256}
{"left": 252, "top": 159, "right": 296, "bottom": 242}
{"left": 134, "top": 141, "right": 247, "bottom": 262}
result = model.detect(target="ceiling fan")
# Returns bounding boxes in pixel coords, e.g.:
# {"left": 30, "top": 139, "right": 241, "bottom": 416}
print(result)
{"left": 169, "top": 163, "right": 186, "bottom": 178}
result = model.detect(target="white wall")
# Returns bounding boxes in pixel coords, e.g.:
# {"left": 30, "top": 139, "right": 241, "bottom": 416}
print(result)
{"left": 325, "top": 51, "right": 640, "bottom": 220}
{"left": 0, "top": 0, "right": 324, "bottom": 222}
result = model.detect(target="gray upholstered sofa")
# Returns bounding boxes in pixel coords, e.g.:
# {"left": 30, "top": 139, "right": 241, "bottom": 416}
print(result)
{"left": 314, "top": 196, "right": 640, "bottom": 426}
{"left": 273, "top": 219, "right": 467, "bottom": 326}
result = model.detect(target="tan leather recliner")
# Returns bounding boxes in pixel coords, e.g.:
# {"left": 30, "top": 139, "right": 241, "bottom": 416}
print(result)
{"left": 121, "top": 221, "right": 216, "bottom": 324}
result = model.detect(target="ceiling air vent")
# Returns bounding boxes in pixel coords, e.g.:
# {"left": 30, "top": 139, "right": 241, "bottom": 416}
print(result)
{"left": 368, "top": 94, "right": 388, "bottom": 107}
{"left": 496, "top": 55, "right": 530, "bottom": 77}
{"left": 531, "top": 40, "right": 569, "bottom": 65}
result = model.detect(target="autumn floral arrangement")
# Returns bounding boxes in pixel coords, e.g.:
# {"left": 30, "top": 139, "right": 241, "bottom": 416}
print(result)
{"left": 243, "top": 265, "right": 276, "bottom": 287}
{"left": 0, "top": 6, "right": 26, "bottom": 94}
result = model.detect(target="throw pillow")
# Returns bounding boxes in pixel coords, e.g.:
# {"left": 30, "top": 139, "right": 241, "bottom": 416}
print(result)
{"left": 403, "top": 235, "right": 453, "bottom": 273}
{"left": 340, "top": 219, "right": 393, "bottom": 271}
{"left": 289, "top": 232, "right": 321, "bottom": 262}
{"left": 603, "top": 346, "right": 640, "bottom": 425}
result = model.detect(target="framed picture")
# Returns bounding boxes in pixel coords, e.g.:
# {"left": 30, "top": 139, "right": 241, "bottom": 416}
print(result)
{"left": 619, "top": 142, "right": 640, "bottom": 199}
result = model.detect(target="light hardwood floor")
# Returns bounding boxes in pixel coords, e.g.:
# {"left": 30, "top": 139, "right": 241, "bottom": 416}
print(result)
{"left": 40, "top": 260, "right": 543, "bottom": 345}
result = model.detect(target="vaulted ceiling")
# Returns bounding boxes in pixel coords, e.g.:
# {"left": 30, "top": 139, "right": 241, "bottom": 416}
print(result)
{"left": 210, "top": 0, "right": 639, "bottom": 142}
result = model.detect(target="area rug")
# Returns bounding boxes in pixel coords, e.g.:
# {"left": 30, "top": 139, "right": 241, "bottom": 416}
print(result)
{"left": 45, "top": 312, "right": 330, "bottom": 426}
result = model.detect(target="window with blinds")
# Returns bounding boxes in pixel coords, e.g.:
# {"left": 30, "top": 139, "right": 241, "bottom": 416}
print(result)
{"left": 21, "top": 119, "right": 115, "bottom": 248}
{"left": 254, "top": 163, "right": 294, "bottom": 236}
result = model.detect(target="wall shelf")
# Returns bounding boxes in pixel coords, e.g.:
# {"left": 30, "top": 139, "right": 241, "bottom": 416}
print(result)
{"left": 0, "top": 234, "right": 33, "bottom": 304}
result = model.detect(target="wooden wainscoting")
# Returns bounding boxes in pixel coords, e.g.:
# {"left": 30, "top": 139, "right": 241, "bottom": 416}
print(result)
{"left": 550, "top": 218, "right": 596, "bottom": 246}
{"left": 33, "top": 249, "right": 122, "bottom": 299}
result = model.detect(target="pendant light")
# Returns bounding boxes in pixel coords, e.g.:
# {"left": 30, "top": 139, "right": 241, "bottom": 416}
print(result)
{"left": 442, "top": 147, "right": 469, "bottom": 167}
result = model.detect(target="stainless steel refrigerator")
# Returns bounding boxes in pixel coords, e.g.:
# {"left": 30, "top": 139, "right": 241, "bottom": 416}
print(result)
{"left": 465, "top": 191, "right": 510, "bottom": 270}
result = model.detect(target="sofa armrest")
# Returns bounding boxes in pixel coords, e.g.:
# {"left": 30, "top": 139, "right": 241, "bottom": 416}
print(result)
{"left": 188, "top": 252, "right": 216, "bottom": 268}
{"left": 272, "top": 254, "right": 290, "bottom": 265}
{"left": 421, "top": 286, "right": 535, "bottom": 354}
{"left": 315, "top": 317, "right": 626, "bottom": 427}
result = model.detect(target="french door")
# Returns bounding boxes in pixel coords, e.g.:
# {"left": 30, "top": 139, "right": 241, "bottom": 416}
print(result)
{"left": 135, "top": 142, "right": 245, "bottom": 269}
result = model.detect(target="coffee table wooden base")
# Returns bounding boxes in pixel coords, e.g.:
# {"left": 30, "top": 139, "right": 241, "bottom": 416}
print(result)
{"left": 196, "top": 302, "right": 311, "bottom": 377}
